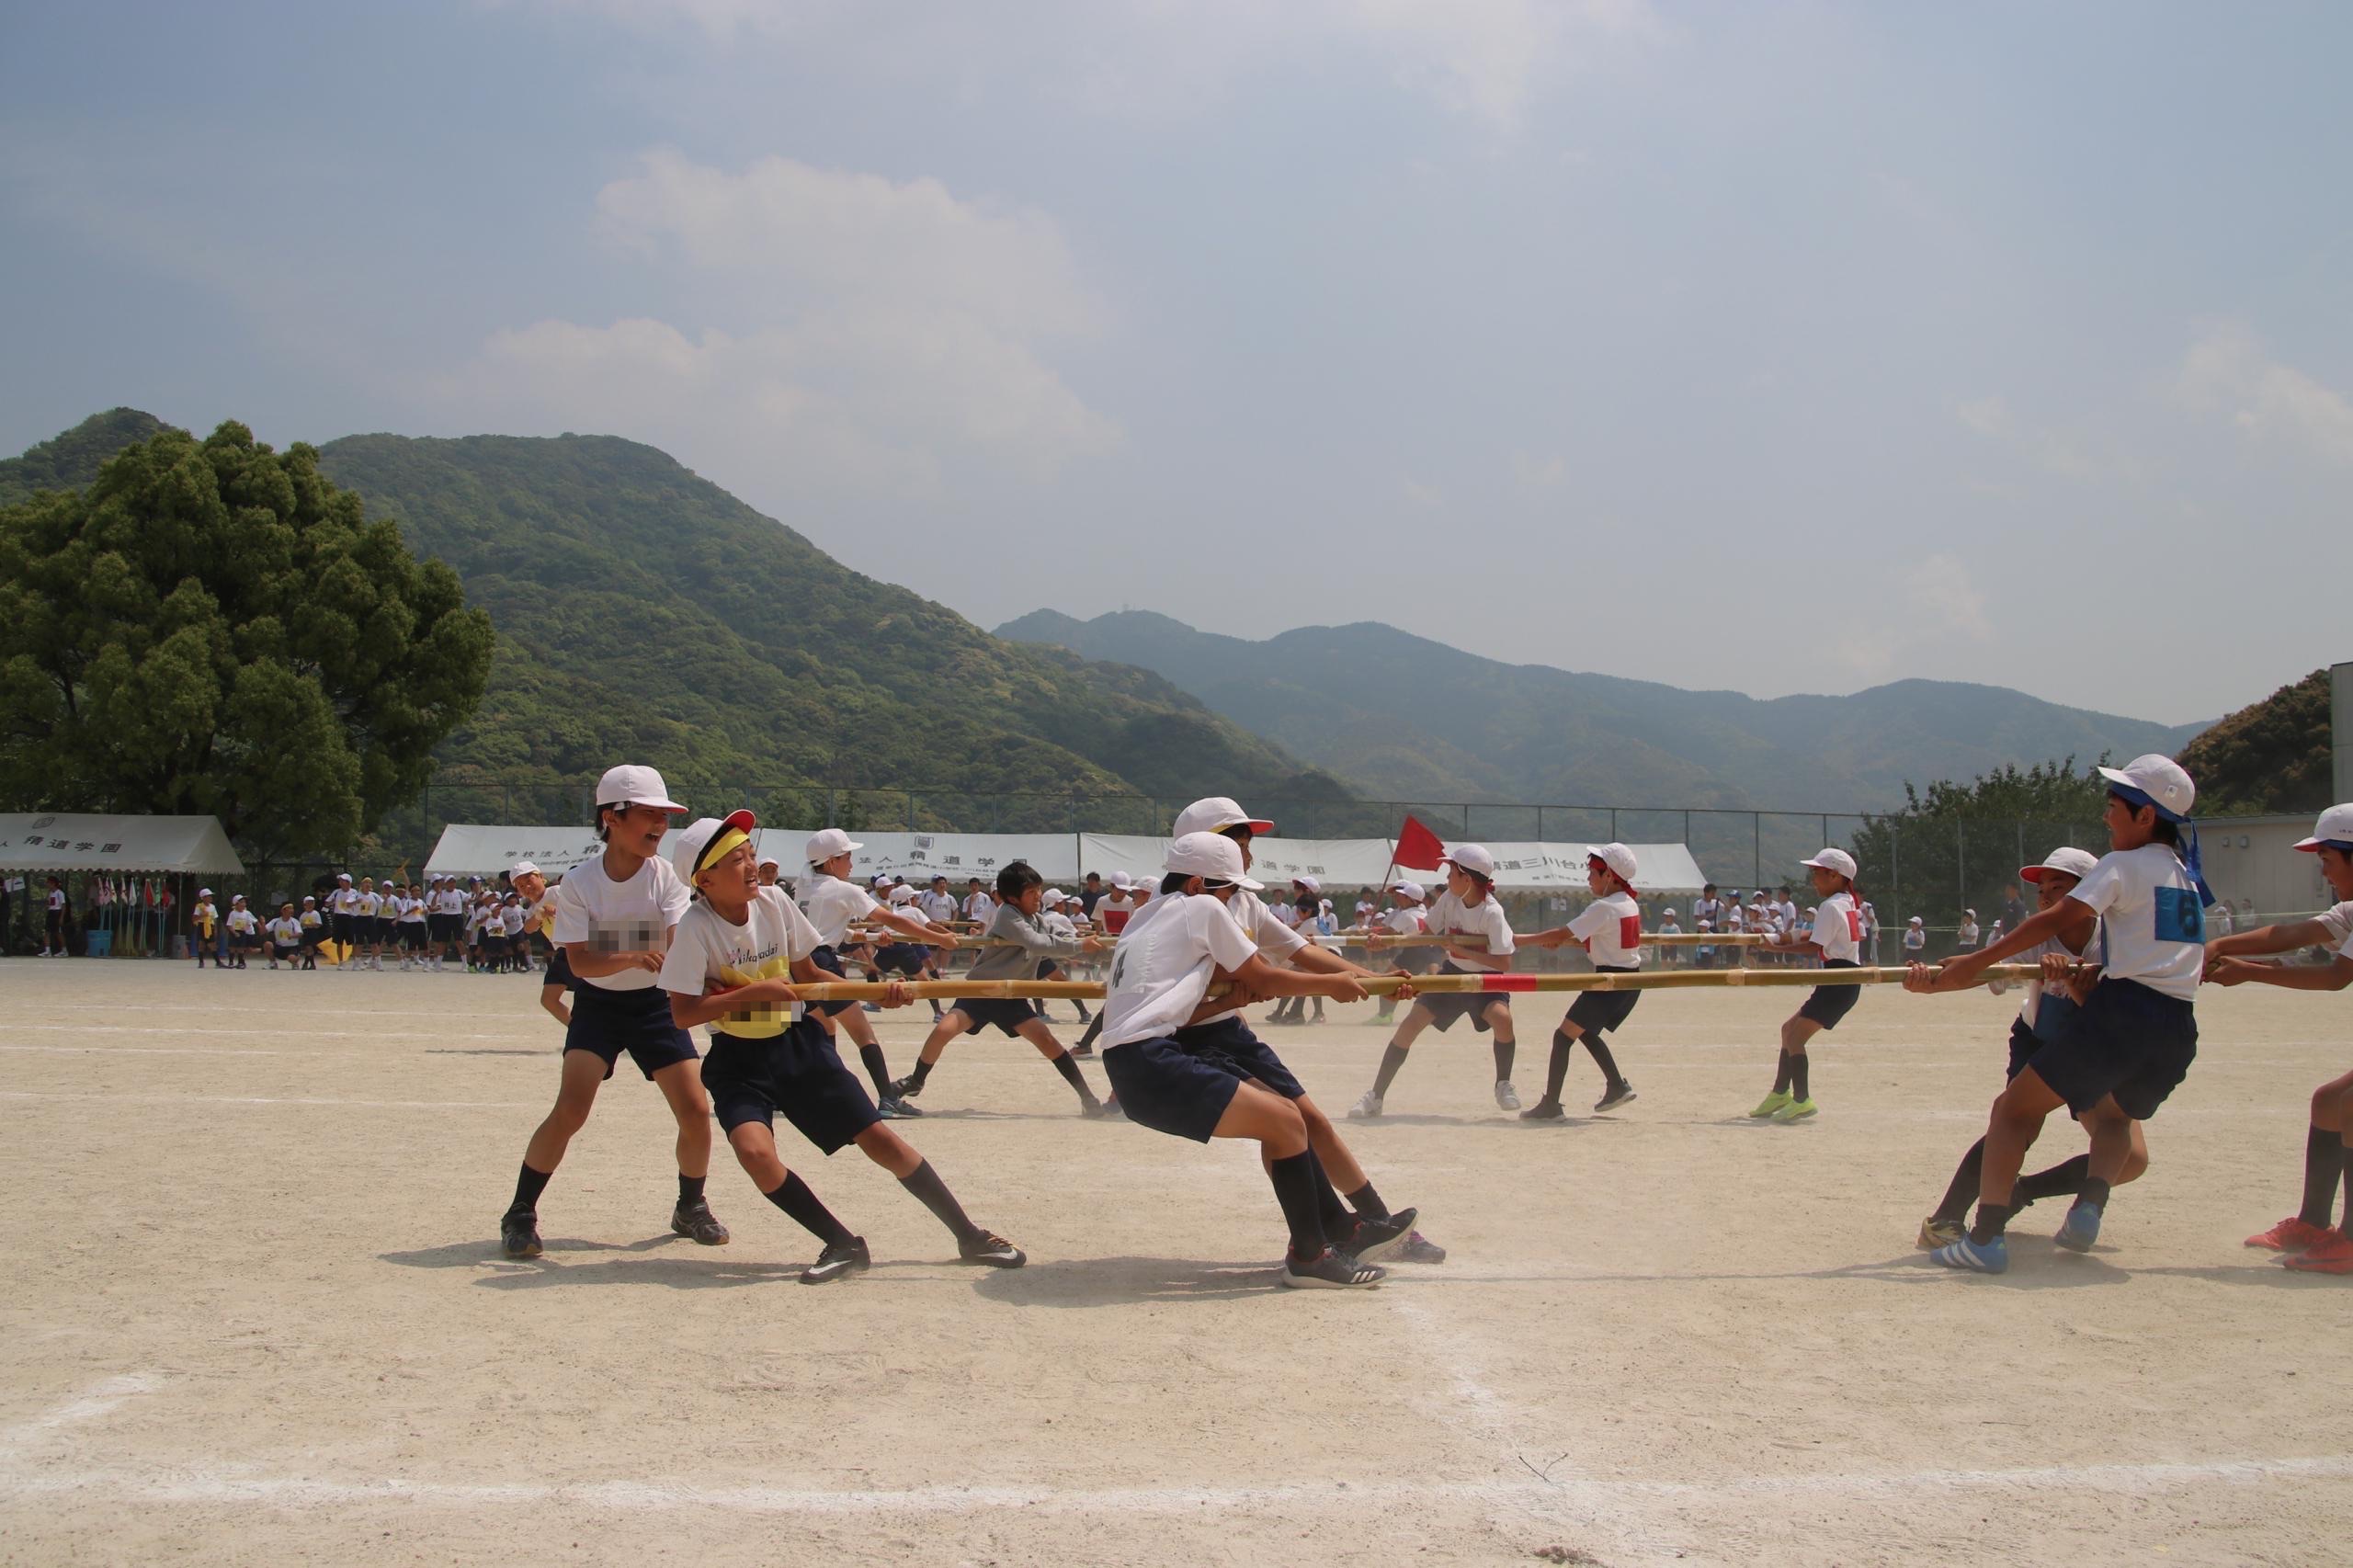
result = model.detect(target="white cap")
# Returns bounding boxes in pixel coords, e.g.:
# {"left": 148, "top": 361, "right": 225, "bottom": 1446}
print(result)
{"left": 336, "top": 872, "right": 352, "bottom": 883}
{"left": 594, "top": 763, "right": 685, "bottom": 813}
{"left": 1389, "top": 880, "right": 1425, "bottom": 901}
{"left": 1663, "top": 907, "right": 1678, "bottom": 916}
{"left": 1909, "top": 915, "right": 1925, "bottom": 925}
{"left": 1171, "top": 796, "right": 1276, "bottom": 839}
{"left": 510, "top": 860, "right": 542, "bottom": 879}
{"left": 870, "top": 872, "right": 892, "bottom": 887}
{"left": 670, "top": 809, "right": 757, "bottom": 884}
{"left": 890, "top": 884, "right": 919, "bottom": 905}
{"left": 1042, "top": 889, "right": 1066, "bottom": 906}
{"left": 804, "top": 827, "right": 863, "bottom": 864}
{"left": 1586, "top": 842, "right": 1639, "bottom": 886}
{"left": 199, "top": 887, "right": 213, "bottom": 896}
{"left": 1442, "top": 843, "right": 1497, "bottom": 881}
{"left": 2021, "top": 846, "right": 2099, "bottom": 884}
{"left": 301, "top": 895, "right": 314, "bottom": 903}
{"left": 1800, "top": 847, "right": 1858, "bottom": 881}
{"left": 1165, "top": 831, "right": 1264, "bottom": 891}
{"left": 1291, "top": 875, "right": 1321, "bottom": 893}
{"left": 1319, "top": 898, "right": 1334, "bottom": 911}
{"left": 2295, "top": 803, "right": 2353, "bottom": 852}
{"left": 757, "top": 853, "right": 779, "bottom": 869}
{"left": 1108, "top": 870, "right": 1132, "bottom": 890}
{"left": 2096, "top": 754, "right": 2196, "bottom": 823}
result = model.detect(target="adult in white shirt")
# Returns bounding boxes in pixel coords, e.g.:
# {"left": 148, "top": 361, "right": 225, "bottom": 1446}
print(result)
{"left": 1097, "top": 832, "right": 1383, "bottom": 1289}
{"left": 1921, "top": 756, "right": 2209, "bottom": 1274}
{"left": 1351, "top": 844, "right": 1521, "bottom": 1119}
{"left": 920, "top": 875, "right": 961, "bottom": 926}
{"left": 499, "top": 765, "right": 724, "bottom": 1261}
{"left": 1519, "top": 844, "right": 1644, "bottom": 1116}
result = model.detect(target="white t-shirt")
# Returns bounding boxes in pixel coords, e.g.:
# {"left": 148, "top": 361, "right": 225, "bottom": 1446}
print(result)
{"left": 401, "top": 898, "right": 427, "bottom": 925}
{"left": 1903, "top": 925, "right": 1926, "bottom": 951}
{"left": 1427, "top": 890, "right": 1514, "bottom": 973}
{"left": 1097, "top": 892, "right": 1140, "bottom": 932}
{"left": 267, "top": 916, "right": 301, "bottom": 945}
{"left": 659, "top": 886, "right": 824, "bottom": 1035}
{"left": 1100, "top": 892, "right": 1260, "bottom": 1049}
{"left": 330, "top": 886, "right": 360, "bottom": 915}
{"left": 1569, "top": 891, "right": 1643, "bottom": 968}
{"left": 434, "top": 886, "right": 465, "bottom": 915}
{"left": 2317, "top": 901, "right": 2353, "bottom": 957}
{"left": 2068, "top": 845, "right": 2204, "bottom": 1001}
{"left": 920, "top": 890, "right": 960, "bottom": 924}
{"left": 226, "top": 908, "right": 258, "bottom": 936}
{"left": 551, "top": 851, "right": 691, "bottom": 993}
{"left": 797, "top": 873, "right": 879, "bottom": 948}
{"left": 1191, "top": 885, "right": 1310, "bottom": 1027}
{"left": 1040, "top": 909, "right": 1079, "bottom": 941}
{"left": 358, "top": 891, "right": 383, "bottom": 918}
{"left": 2012, "top": 917, "right": 2101, "bottom": 1030}
{"left": 500, "top": 904, "right": 528, "bottom": 937}
{"left": 1812, "top": 891, "right": 1861, "bottom": 962}
{"left": 1382, "top": 904, "right": 1428, "bottom": 937}
{"left": 47, "top": 887, "right": 65, "bottom": 912}
{"left": 963, "top": 891, "right": 998, "bottom": 924}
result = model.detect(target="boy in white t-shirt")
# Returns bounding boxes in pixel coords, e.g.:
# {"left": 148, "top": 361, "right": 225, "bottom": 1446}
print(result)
{"left": 796, "top": 828, "right": 949, "bottom": 1119}
{"left": 499, "top": 765, "right": 726, "bottom": 1261}
{"left": 1924, "top": 756, "right": 2210, "bottom": 1274}
{"left": 1370, "top": 880, "right": 1435, "bottom": 1026}
{"left": 1519, "top": 843, "right": 1644, "bottom": 1117}
{"left": 1750, "top": 850, "right": 1865, "bottom": 1124}
{"left": 1351, "top": 845, "right": 1521, "bottom": 1119}
{"left": 2207, "top": 802, "right": 2353, "bottom": 1274}
{"left": 1265, "top": 876, "right": 1322, "bottom": 1026}
{"left": 1095, "top": 873, "right": 1140, "bottom": 935}
{"left": 1655, "top": 908, "right": 1683, "bottom": 970}
{"left": 1098, "top": 833, "right": 1385, "bottom": 1289}
{"left": 659, "top": 812, "right": 1023, "bottom": 1282}
{"left": 266, "top": 903, "right": 302, "bottom": 970}
{"left": 224, "top": 896, "right": 259, "bottom": 969}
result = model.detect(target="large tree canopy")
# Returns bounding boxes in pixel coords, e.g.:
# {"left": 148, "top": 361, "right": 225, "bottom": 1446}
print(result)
{"left": 0, "top": 420, "right": 492, "bottom": 860}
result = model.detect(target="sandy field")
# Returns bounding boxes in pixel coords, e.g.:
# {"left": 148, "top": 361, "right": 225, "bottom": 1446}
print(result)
{"left": 0, "top": 959, "right": 2346, "bottom": 1567}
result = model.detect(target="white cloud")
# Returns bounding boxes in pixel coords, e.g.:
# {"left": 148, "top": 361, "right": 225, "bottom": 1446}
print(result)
{"left": 2175, "top": 324, "right": 2353, "bottom": 468}
{"left": 1956, "top": 396, "right": 2011, "bottom": 437}
{"left": 1512, "top": 450, "right": 1566, "bottom": 488}
{"left": 1903, "top": 552, "right": 1992, "bottom": 640}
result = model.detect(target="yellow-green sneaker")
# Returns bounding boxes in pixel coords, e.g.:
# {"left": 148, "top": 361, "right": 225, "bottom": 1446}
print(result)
{"left": 1772, "top": 1098, "right": 1819, "bottom": 1123}
{"left": 1748, "top": 1090, "right": 1793, "bottom": 1119}
{"left": 1916, "top": 1217, "right": 1965, "bottom": 1250}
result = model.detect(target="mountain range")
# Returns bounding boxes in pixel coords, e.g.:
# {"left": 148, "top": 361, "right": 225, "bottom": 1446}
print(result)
{"left": 996, "top": 609, "right": 2210, "bottom": 812}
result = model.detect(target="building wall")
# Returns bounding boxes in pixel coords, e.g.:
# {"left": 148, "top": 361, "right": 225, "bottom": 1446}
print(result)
{"left": 2196, "top": 815, "right": 2336, "bottom": 921}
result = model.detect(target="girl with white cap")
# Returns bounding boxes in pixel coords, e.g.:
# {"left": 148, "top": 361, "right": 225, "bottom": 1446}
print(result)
{"left": 1350, "top": 843, "right": 1521, "bottom": 1119}
{"left": 1518, "top": 843, "right": 1644, "bottom": 1118}
{"left": 1907, "top": 846, "right": 2148, "bottom": 1251}
{"left": 1923, "top": 755, "right": 2211, "bottom": 1275}
{"left": 499, "top": 764, "right": 727, "bottom": 1261}
{"left": 1749, "top": 847, "right": 1865, "bottom": 1124}
{"left": 2206, "top": 801, "right": 2353, "bottom": 1274}
{"left": 1370, "top": 880, "right": 1435, "bottom": 1025}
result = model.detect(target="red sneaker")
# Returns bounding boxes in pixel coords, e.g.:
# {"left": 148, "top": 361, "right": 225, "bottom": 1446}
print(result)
{"left": 2282, "top": 1232, "right": 2353, "bottom": 1275}
{"left": 2245, "top": 1216, "right": 2335, "bottom": 1252}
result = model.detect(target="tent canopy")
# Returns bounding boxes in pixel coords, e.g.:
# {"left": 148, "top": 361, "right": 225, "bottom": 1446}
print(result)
{"left": 1079, "top": 835, "right": 1710, "bottom": 892}
{"left": 0, "top": 813, "right": 245, "bottom": 876}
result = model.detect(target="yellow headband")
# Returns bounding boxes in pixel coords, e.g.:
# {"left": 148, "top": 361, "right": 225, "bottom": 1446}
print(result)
{"left": 696, "top": 826, "right": 753, "bottom": 879}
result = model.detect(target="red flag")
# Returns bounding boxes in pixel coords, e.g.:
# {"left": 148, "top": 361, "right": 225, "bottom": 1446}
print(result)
{"left": 1393, "top": 814, "right": 1447, "bottom": 871}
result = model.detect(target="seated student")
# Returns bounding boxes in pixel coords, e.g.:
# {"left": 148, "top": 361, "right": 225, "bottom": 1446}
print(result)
{"left": 1098, "top": 832, "right": 1388, "bottom": 1289}
{"left": 659, "top": 811, "right": 1024, "bottom": 1282}
{"left": 267, "top": 904, "right": 303, "bottom": 971}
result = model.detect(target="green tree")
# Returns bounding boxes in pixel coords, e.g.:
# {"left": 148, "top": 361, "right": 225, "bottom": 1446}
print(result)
{"left": 1848, "top": 759, "right": 2110, "bottom": 926}
{"left": 0, "top": 420, "right": 494, "bottom": 861}
{"left": 2177, "top": 669, "right": 2329, "bottom": 815}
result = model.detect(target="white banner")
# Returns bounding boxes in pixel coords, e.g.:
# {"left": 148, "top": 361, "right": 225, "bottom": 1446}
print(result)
{"left": 755, "top": 830, "right": 1081, "bottom": 885}
{"left": 0, "top": 813, "right": 245, "bottom": 876}
{"left": 1078, "top": 834, "right": 1708, "bottom": 891}
{"left": 425, "top": 824, "right": 607, "bottom": 877}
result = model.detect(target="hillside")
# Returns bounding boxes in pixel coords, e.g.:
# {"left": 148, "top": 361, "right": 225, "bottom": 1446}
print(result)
{"left": 997, "top": 609, "right": 2211, "bottom": 812}
{"left": 2177, "top": 669, "right": 2330, "bottom": 815}
{"left": 0, "top": 408, "right": 167, "bottom": 506}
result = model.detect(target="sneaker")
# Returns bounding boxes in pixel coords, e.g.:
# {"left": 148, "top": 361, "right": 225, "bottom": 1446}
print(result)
{"left": 2054, "top": 1201, "right": 2103, "bottom": 1253}
{"left": 1282, "top": 1247, "right": 1385, "bottom": 1289}
{"left": 1082, "top": 1097, "right": 1116, "bottom": 1119}
{"left": 500, "top": 1208, "right": 541, "bottom": 1259}
{"left": 1771, "top": 1098, "right": 1819, "bottom": 1123}
{"left": 1916, "top": 1217, "right": 1966, "bottom": 1251}
{"left": 1749, "top": 1090, "right": 1792, "bottom": 1119}
{"left": 1493, "top": 1080, "right": 1522, "bottom": 1112}
{"left": 2282, "top": 1231, "right": 2353, "bottom": 1274}
{"left": 888, "top": 1076, "right": 922, "bottom": 1101}
{"left": 876, "top": 1096, "right": 924, "bottom": 1119}
{"left": 1347, "top": 1090, "right": 1385, "bottom": 1120}
{"left": 1593, "top": 1081, "right": 1638, "bottom": 1113}
{"left": 1099, "top": 1097, "right": 1126, "bottom": 1121}
{"left": 670, "top": 1200, "right": 730, "bottom": 1246}
{"left": 1518, "top": 1099, "right": 1567, "bottom": 1121}
{"left": 1069, "top": 1044, "right": 1095, "bottom": 1059}
{"left": 959, "top": 1232, "right": 1027, "bottom": 1267}
{"left": 2245, "top": 1216, "right": 2335, "bottom": 1252}
{"left": 1394, "top": 1231, "right": 1448, "bottom": 1264}
{"left": 800, "top": 1236, "right": 871, "bottom": 1285}
{"left": 1929, "top": 1234, "right": 2009, "bottom": 1274}
{"left": 861, "top": 1003, "right": 883, "bottom": 1014}
{"left": 1343, "top": 1206, "right": 1420, "bottom": 1264}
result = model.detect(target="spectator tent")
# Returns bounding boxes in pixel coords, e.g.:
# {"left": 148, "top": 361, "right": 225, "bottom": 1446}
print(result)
{"left": 0, "top": 813, "right": 244, "bottom": 877}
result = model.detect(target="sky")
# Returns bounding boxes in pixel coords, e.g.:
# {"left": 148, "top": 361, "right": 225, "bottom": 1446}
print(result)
{"left": 3, "top": 2, "right": 2347, "bottom": 727}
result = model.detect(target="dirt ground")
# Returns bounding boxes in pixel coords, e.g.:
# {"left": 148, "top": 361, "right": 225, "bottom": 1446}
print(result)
{"left": 1, "top": 960, "right": 2346, "bottom": 1567}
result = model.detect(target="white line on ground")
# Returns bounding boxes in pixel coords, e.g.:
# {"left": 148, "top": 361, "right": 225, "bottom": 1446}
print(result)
{"left": 6, "top": 1024, "right": 524, "bottom": 1043}
{"left": 0, "top": 1091, "right": 535, "bottom": 1110}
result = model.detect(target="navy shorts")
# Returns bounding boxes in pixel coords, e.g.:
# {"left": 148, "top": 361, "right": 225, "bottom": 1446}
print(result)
{"left": 1565, "top": 967, "right": 1641, "bottom": 1035}
{"left": 954, "top": 997, "right": 1040, "bottom": 1037}
{"left": 875, "top": 942, "right": 928, "bottom": 977}
{"left": 428, "top": 913, "right": 459, "bottom": 943}
{"left": 2005, "top": 1015, "right": 2040, "bottom": 1082}
{"left": 701, "top": 1023, "right": 881, "bottom": 1154}
{"left": 1103, "top": 1036, "right": 1245, "bottom": 1143}
{"left": 332, "top": 913, "right": 357, "bottom": 944}
{"left": 2022, "top": 978, "right": 2197, "bottom": 1121}
{"left": 543, "top": 948, "right": 575, "bottom": 989}
{"left": 808, "top": 946, "right": 858, "bottom": 1017}
{"left": 1417, "top": 964, "right": 1510, "bottom": 1033}
{"left": 1169, "top": 1016, "right": 1305, "bottom": 1100}
{"left": 1797, "top": 960, "right": 1862, "bottom": 1029}
{"left": 273, "top": 942, "right": 300, "bottom": 960}
{"left": 563, "top": 984, "right": 699, "bottom": 1080}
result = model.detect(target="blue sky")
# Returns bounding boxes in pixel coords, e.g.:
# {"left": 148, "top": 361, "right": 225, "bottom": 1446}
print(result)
{"left": 4, "top": 1, "right": 2347, "bottom": 725}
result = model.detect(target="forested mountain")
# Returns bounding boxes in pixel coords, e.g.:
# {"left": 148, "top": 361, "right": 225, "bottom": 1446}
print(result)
{"left": 2177, "top": 669, "right": 2331, "bottom": 815}
{"left": 0, "top": 408, "right": 166, "bottom": 506}
{"left": 997, "top": 608, "right": 2211, "bottom": 812}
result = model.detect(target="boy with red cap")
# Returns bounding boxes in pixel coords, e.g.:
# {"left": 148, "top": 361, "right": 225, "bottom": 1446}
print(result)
{"left": 1518, "top": 842, "right": 1643, "bottom": 1118}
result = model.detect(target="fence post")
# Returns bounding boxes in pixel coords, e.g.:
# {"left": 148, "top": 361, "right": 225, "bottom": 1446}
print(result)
{"left": 1609, "top": 808, "right": 1618, "bottom": 840}
{"left": 825, "top": 787, "right": 836, "bottom": 828}
{"left": 1536, "top": 805, "right": 1544, "bottom": 840}
{"left": 906, "top": 792, "right": 916, "bottom": 831}
{"left": 1957, "top": 820, "right": 1966, "bottom": 913}
{"left": 1752, "top": 813, "right": 1760, "bottom": 889}
{"left": 1821, "top": 813, "right": 1828, "bottom": 846}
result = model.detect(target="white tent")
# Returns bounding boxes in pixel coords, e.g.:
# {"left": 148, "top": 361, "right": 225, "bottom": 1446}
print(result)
{"left": 424, "top": 824, "right": 607, "bottom": 878}
{"left": 1076, "top": 835, "right": 1711, "bottom": 892}
{"left": 753, "top": 830, "right": 1081, "bottom": 885}
{"left": 0, "top": 813, "right": 244, "bottom": 876}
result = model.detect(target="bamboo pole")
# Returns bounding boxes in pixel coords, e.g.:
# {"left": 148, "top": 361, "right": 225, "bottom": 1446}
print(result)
{"left": 783, "top": 963, "right": 2039, "bottom": 1003}
{"left": 846, "top": 926, "right": 1768, "bottom": 951}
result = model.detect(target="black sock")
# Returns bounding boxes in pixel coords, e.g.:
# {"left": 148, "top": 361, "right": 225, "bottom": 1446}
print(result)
{"left": 1371, "top": 1043, "right": 1409, "bottom": 1097}
{"left": 1581, "top": 1031, "right": 1623, "bottom": 1088}
{"left": 1306, "top": 1151, "right": 1352, "bottom": 1240}
{"left": 1543, "top": 1030, "right": 1574, "bottom": 1104}
{"left": 1969, "top": 1201, "right": 2014, "bottom": 1245}
{"left": 2013, "top": 1153, "right": 2092, "bottom": 1207}
{"left": 858, "top": 1042, "right": 893, "bottom": 1101}
{"left": 764, "top": 1172, "right": 854, "bottom": 1246}
{"left": 1345, "top": 1181, "right": 1390, "bottom": 1223}
{"left": 1076, "top": 1012, "right": 1104, "bottom": 1051}
{"left": 2299, "top": 1126, "right": 2345, "bottom": 1229}
{"left": 905, "top": 1057, "right": 935, "bottom": 1093}
{"left": 1772, "top": 1053, "right": 1794, "bottom": 1094}
{"left": 1935, "top": 1139, "right": 1986, "bottom": 1225}
{"left": 510, "top": 1162, "right": 551, "bottom": 1215}
{"left": 898, "top": 1158, "right": 981, "bottom": 1243}
{"left": 1074, "top": 1001, "right": 1091, "bottom": 1021}
{"left": 1049, "top": 1050, "right": 1095, "bottom": 1102}
{"left": 677, "top": 1174, "right": 705, "bottom": 1207}
{"left": 1492, "top": 1037, "right": 1516, "bottom": 1082}
{"left": 2076, "top": 1176, "right": 2112, "bottom": 1211}
{"left": 1267, "top": 1150, "right": 1325, "bottom": 1260}
{"left": 1789, "top": 1052, "right": 1810, "bottom": 1102}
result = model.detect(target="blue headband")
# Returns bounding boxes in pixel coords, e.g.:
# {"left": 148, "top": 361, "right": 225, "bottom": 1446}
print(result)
{"left": 2108, "top": 783, "right": 2188, "bottom": 825}
{"left": 2109, "top": 784, "right": 2215, "bottom": 908}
